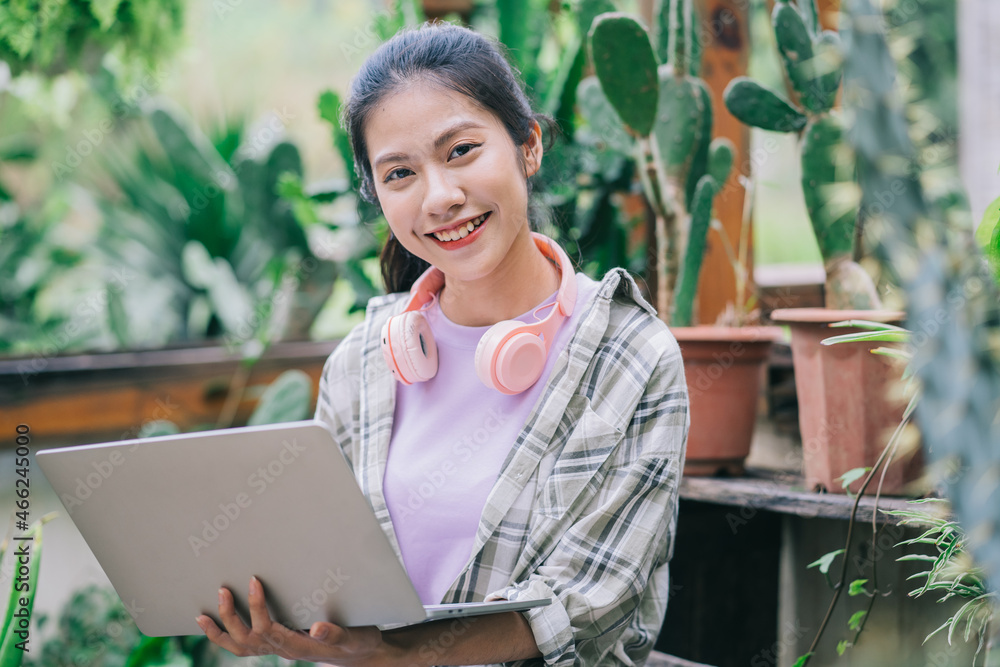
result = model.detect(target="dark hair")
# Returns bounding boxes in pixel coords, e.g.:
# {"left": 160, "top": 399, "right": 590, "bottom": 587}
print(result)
{"left": 342, "top": 22, "right": 558, "bottom": 293}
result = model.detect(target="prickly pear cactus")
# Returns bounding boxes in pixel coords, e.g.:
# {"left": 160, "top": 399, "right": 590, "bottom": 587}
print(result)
{"left": 586, "top": 0, "right": 732, "bottom": 326}
{"left": 723, "top": 0, "right": 881, "bottom": 311}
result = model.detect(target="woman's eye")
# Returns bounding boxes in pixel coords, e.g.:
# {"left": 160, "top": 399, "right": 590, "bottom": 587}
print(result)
{"left": 384, "top": 168, "right": 412, "bottom": 183}
{"left": 450, "top": 143, "right": 481, "bottom": 159}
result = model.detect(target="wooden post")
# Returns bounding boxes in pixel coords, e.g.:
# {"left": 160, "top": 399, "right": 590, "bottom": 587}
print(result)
{"left": 695, "top": 0, "right": 751, "bottom": 325}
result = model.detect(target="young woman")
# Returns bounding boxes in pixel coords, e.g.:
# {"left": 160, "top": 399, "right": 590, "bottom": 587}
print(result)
{"left": 196, "top": 21, "right": 689, "bottom": 667}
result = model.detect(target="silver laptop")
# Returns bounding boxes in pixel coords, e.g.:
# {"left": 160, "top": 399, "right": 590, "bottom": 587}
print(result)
{"left": 36, "top": 420, "right": 549, "bottom": 637}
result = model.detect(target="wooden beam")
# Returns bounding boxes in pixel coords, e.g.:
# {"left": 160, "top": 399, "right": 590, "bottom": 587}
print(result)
{"left": 694, "top": 0, "right": 751, "bottom": 325}
{"left": 1, "top": 342, "right": 337, "bottom": 447}
{"left": 680, "top": 470, "right": 935, "bottom": 524}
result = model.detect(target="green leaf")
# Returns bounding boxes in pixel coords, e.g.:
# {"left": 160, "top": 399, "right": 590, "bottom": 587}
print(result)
{"left": 124, "top": 636, "right": 172, "bottom": 667}
{"left": 974, "top": 194, "right": 1000, "bottom": 248}
{"left": 0, "top": 515, "right": 56, "bottom": 667}
{"left": 848, "top": 579, "right": 869, "bottom": 596}
{"left": 723, "top": 77, "right": 807, "bottom": 133}
{"left": 836, "top": 639, "right": 850, "bottom": 656}
{"left": 792, "top": 653, "right": 814, "bottom": 667}
{"left": 318, "top": 90, "right": 341, "bottom": 127}
{"left": 248, "top": 370, "right": 313, "bottom": 426}
{"left": 821, "top": 330, "right": 910, "bottom": 346}
{"left": 807, "top": 548, "right": 844, "bottom": 575}
{"left": 848, "top": 609, "right": 867, "bottom": 630}
{"left": 90, "top": 0, "right": 125, "bottom": 30}
{"left": 589, "top": 13, "right": 660, "bottom": 137}
{"left": 827, "top": 318, "right": 908, "bottom": 332}
{"left": 838, "top": 467, "right": 870, "bottom": 489}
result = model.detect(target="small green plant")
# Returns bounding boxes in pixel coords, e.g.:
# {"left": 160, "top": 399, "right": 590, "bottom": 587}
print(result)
{"left": 1, "top": 513, "right": 56, "bottom": 667}
{"left": 96, "top": 101, "right": 339, "bottom": 352}
{"left": 723, "top": 0, "right": 882, "bottom": 311}
{"left": 586, "top": 0, "right": 735, "bottom": 326}
{"left": 794, "top": 319, "right": 917, "bottom": 665}
{"left": 885, "top": 499, "right": 997, "bottom": 665}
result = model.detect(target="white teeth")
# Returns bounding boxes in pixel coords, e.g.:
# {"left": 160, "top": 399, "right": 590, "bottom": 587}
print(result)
{"left": 432, "top": 212, "right": 489, "bottom": 242}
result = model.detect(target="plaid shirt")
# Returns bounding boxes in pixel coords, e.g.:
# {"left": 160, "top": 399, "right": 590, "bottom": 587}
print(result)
{"left": 315, "top": 268, "right": 689, "bottom": 667}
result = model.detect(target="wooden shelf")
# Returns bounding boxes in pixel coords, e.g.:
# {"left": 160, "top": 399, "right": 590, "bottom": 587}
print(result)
{"left": 680, "top": 468, "right": 932, "bottom": 525}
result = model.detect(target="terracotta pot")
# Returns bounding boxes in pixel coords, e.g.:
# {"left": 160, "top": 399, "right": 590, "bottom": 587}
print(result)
{"left": 770, "top": 308, "right": 922, "bottom": 495}
{"left": 672, "top": 326, "right": 782, "bottom": 476}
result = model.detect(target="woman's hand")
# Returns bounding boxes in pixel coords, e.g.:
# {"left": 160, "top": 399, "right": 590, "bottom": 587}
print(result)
{"left": 195, "top": 576, "right": 398, "bottom": 665}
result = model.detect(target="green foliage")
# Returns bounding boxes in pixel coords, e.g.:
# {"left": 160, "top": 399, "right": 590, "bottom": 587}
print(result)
{"left": 0, "top": 0, "right": 185, "bottom": 77}
{"left": 841, "top": 0, "right": 1000, "bottom": 662}
{"left": 587, "top": 2, "right": 733, "bottom": 325}
{"left": 95, "top": 102, "right": 335, "bottom": 351}
{"left": 723, "top": 0, "right": 880, "bottom": 311}
{"left": 884, "top": 500, "right": 997, "bottom": 660}
{"left": 24, "top": 585, "right": 139, "bottom": 667}
{"left": 847, "top": 610, "right": 867, "bottom": 630}
{"left": 837, "top": 466, "right": 870, "bottom": 490}
{"left": 1, "top": 514, "right": 56, "bottom": 667}
{"left": 847, "top": 579, "right": 868, "bottom": 597}
{"left": 247, "top": 370, "right": 313, "bottom": 426}
{"left": 588, "top": 14, "right": 659, "bottom": 138}
{"left": 807, "top": 548, "right": 844, "bottom": 576}
{"left": 723, "top": 78, "right": 807, "bottom": 133}
{"left": 0, "top": 187, "right": 111, "bottom": 354}
{"left": 673, "top": 174, "right": 718, "bottom": 326}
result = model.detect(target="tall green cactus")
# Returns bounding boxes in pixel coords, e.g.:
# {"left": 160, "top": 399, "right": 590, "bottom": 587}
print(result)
{"left": 723, "top": 0, "right": 881, "bottom": 310}
{"left": 586, "top": 0, "right": 733, "bottom": 326}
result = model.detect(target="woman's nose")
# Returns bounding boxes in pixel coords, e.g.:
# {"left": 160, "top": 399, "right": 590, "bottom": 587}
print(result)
{"left": 422, "top": 167, "right": 465, "bottom": 216}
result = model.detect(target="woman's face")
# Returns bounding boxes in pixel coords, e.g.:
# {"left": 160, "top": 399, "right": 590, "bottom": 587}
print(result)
{"left": 364, "top": 80, "right": 541, "bottom": 285}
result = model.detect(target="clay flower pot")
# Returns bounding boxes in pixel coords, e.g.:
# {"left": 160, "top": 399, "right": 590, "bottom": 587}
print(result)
{"left": 672, "top": 326, "right": 782, "bottom": 476}
{"left": 770, "top": 308, "right": 922, "bottom": 495}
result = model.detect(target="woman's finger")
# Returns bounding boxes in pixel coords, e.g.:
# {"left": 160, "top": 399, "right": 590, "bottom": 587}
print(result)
{"left": 196, "top": 614, "right": 253, "bottom": 658}
{"left": 217, "top": 586, "right": 254, "bottom": 645}
{"left": 247, "top": 576, "right": 273, "bottom": 632}
{"left": 247, "top": 576, "right": 295, "bottom": 656}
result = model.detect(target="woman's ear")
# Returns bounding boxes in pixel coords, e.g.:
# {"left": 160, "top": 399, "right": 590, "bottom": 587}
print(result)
{"left": 521, "top": 120, "right": 543, "bottom": 178}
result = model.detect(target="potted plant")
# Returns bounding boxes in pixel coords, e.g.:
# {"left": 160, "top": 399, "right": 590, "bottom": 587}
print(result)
{"left": 721, "top": 0, "right": 915, "bottom": 493}
{"left": 586, "top": 1, "right": 780, "bottom": 476}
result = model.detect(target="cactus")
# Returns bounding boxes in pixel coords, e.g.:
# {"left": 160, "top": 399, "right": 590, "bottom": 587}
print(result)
{"left": 723, "top": 0, "right": 881, "bottom": 311}
{"left": 586, "top": 0, "right": 733, "bottom": 326}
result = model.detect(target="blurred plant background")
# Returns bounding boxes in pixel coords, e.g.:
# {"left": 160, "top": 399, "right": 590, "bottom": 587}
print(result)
{"left": 0, "top": 0, "right": 963, "bottom": 356}
{"left": 1, "top": 0, "right": 980, "bottom": 662}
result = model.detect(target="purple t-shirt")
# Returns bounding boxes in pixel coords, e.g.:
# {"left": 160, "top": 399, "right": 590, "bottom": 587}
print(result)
{"left": 383, "top": 272, "right": 599, "bottom": 604}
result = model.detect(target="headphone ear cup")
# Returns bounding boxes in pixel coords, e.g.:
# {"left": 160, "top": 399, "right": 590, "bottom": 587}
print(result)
{"left": 474, "top": 320, "right": 547, "bottom": 395}
{"left": 382, "top": 311, "right": 438, "bottom": 384}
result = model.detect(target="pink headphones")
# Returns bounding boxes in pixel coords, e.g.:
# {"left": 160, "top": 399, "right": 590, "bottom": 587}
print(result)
{"left": 380, "top": 232, "right": 577, "bottom": 395}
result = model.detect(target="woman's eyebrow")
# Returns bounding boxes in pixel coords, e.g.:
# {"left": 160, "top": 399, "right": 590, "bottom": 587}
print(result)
{"left": 372, "top": 120, "right": 487, "bottom": 170}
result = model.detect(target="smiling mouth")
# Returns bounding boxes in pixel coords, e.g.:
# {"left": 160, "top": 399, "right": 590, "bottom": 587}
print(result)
{"left": 428, "top": 212, "right": 491, "bottom": 242}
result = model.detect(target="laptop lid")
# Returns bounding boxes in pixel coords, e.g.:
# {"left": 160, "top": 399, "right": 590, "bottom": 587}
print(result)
{"left": 37, "top": 420, "right": 465, "bottom": 636}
